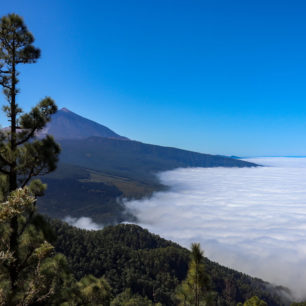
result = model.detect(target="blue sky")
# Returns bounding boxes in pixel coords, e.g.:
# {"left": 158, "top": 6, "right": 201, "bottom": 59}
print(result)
{"left": 1, "top": 0, "right": 306, "bottom": 156}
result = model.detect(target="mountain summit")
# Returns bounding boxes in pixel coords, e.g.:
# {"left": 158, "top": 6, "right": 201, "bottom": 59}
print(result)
{"left": 40, "top": 108, "right": 128, "bottom": 140}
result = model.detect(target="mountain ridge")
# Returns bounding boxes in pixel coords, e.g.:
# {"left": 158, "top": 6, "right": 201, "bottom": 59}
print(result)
{"left": 58, "top": 136, "right": 257, "bottom": 184}
{"left": 42, "top": 107, "right": 258, "bottom": 168}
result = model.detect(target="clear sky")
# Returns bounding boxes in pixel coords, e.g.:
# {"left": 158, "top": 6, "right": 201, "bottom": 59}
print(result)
{"left": 1, "top": 0, "right": 306, "bottom": 156}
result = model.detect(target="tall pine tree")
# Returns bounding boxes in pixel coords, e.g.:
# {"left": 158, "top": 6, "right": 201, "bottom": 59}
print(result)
{"left": 0, "top": 13, "right": 60, "bottom": 303}
{"left": 176, "top": 243, "right": 213, "bottom": 306}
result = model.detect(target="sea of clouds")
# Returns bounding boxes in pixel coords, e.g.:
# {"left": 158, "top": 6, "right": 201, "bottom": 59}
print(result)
{"left": 124, "top": 157, "right": 306, "bottom": 299}
{"left": 64, "top": 216, "right": 103, "bottom": 230}
{"left": 65, "top": 157, "right": 306, "bottom": 299}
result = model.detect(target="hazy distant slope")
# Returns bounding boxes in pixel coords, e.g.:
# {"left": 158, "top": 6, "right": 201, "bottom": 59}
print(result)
{"left": 38, "top": 163, "right": 149, "bottom": 224}
{"left": 38, "top": 137, "right": 256, "bottom": 223}
{"left": 39, "top": 108, "right": 128, "bottom": 140}
{"left": 58, "top": 136, "right": 257, "bottom": 184}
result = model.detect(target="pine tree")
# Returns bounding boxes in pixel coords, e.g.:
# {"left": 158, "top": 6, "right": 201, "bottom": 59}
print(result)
{"left": 77, "top": 274, "right": 112, "bottom": 306}
{"left": 237, "top": 296, "right": 267, "bottom": 306}
{"left": 111, "top": 289, "right": 155, "bottom": 306}
{"left": 0, "top": 13, "right": 59, "bottom": 193}
{"left": 0, "top": 13, "right": 60, "bottom": 304}
{"left": 175, "top": 243, "right": 212, "bottom": 306}
{"left": 0, "top": 187, "right": 93, "bottom": 305}
{"left": 0, "top": 188, "right": 55, "bottom": 305}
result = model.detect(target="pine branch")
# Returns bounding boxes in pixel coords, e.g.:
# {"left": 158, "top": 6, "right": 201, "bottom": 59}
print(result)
{"left": 18, "top": 246, "right": 35, "bottom": 273}
{"left": 18, "top": 208, "right": 35, "bottom": 237}
{"left": 0, "top": 35, "right": 13, "bottom": 53}
{"left": 20, "top": 156, "right": 49, "bottom": 188}
{"left": 16, "top": 127, "right": 36, "bottom": 146}
{"left": 21, "top": 164, "right": 36, "bottom": 188}
{"left": 0, "top": 81, "right": 11, "bottom": 90}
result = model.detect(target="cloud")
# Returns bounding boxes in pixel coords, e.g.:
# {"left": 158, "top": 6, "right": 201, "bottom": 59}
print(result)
{"left": 64, "top": 216, "right": 103, "bottom": 231}
{"left": 124, "top": 157, "right": 306, "bottom": 300}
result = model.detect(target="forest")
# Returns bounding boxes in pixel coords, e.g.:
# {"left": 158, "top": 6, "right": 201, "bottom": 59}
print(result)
{"left": 51, "top": 219, "right": 290, "bottom": 305}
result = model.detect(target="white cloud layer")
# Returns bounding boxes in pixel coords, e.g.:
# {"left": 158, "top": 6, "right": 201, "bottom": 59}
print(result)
{"left": 124, "top": 157, "right": 306, "bottom": 299}
{"left": 64, "top": 216, "right": 103, "bottom": 231}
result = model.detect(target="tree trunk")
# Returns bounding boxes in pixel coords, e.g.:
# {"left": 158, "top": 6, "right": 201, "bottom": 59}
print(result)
{"left": 8, "top": 41, "right": 19, "bottom": 301}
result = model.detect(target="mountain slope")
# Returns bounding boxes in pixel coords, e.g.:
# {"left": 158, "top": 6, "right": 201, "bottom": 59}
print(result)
{"left": 51, "top": 220, "right": 290, "bottom": 306}
{"left": 38, "top": 163, "right": 139, "bottom": 224}
{"left": 39, "top": 107, "right": 127, "bottom": 140}
{"left": 58, "top": 136, "right": 257, "bottom": 184}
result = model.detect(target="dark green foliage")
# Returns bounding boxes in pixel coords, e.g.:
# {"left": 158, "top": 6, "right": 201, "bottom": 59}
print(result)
{"left": 0, "top": 188, "right": 113, "bottom": 305}
{"left": 176, "top": 243, "right": 211, "bottom": 305}
{"left": 77, "top": 274, "right": 112, "bottom": 306}
{"left": 111, "top": 289, "right": 155, "bottom": 306}
{"left": 0, "top": 188, "right": 67, "bottom": 305}
{"left": 238, "top": 295, "right": 268, "bottom": 305}
{"left": 0, "top": 14, "right": 40, "bottom": 69}
{"left": 0, "top": 14, "right": 60, "bottom": 193}
{"left": 0, "top": 13, "right": 60, "bottom": 304}
{"left": 51, "top": 220, "right": 288, "bottom": 306}
{"left": 0, "top": 99, "right": 60, "bottom": 190}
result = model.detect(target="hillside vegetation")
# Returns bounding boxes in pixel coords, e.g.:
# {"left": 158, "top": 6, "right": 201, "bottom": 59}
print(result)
{"left": 51, "top": 220, "right": 290, "bottom": 306}
{"left": 38, "top": 163, "right": 158, "bottom": 224}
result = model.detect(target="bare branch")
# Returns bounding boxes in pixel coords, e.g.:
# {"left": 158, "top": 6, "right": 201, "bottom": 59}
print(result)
{"left": 0, "top": 68, "right": 10, "bottom": 73}
{"left": 0, "top": 81, "right": 11, "bottom": 90}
